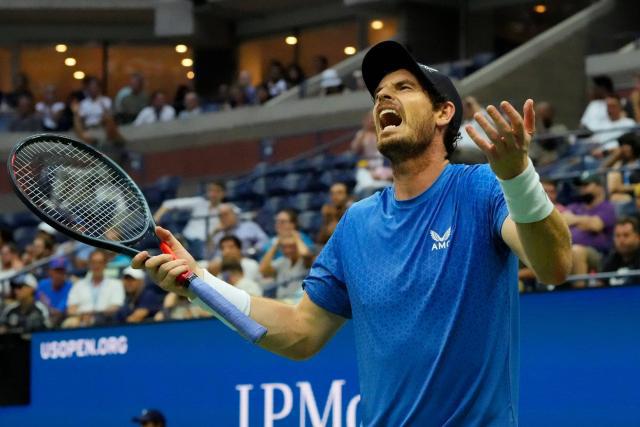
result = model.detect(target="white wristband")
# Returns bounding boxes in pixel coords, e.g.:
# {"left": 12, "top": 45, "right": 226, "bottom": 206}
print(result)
{"left": 191, "top": 269, "right": 251, "bottom": 318}
{"left": 497, "top": 158, "right": 554, "bottom": 223}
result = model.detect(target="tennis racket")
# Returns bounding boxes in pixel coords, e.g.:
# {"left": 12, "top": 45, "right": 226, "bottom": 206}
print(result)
{"left": 7, "top": 134, "right": 267, "bottom": 343}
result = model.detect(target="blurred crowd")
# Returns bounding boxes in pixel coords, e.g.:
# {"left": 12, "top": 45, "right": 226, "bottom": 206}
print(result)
{"left": 1, "top": 69, "right": 639, "bottom": 334}
{"left": 0, "top": 54, "right": 365, "bottom": 137}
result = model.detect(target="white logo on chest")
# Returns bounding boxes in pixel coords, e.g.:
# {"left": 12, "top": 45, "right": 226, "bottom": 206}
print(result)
{"left": 430, "top": 227, "right": 452, "bottom": 251}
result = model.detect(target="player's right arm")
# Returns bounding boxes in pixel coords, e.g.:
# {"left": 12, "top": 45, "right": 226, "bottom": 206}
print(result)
{"left": 132, "top": 227, "right": 345, "bottom": 360}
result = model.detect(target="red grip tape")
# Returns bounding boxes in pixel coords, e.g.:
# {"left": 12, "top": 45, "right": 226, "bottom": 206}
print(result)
{"left": 159, "top": 242, "right": 191, "bottom": 283}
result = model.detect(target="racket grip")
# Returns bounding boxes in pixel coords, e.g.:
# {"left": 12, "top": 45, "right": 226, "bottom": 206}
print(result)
{"left": 159, "top": 242, "right": 191, "bottom": 283}
{"left": 188, "top": 275, "right": 268, "bottom": 343}
{"left": 158, "top": 241, "right": 267, "bottom": 343}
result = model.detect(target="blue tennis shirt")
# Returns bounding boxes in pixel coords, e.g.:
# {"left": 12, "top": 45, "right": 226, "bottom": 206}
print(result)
{"left": 304, "top": 164, "right": 519, "bottom": 426}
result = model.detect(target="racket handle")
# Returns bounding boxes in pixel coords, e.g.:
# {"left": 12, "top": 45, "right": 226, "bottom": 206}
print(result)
{"left": 158, "top": 241, "right": 267, "bottom": 343}
{"left": 187, "top": 274, "right": 268, "bottom": 343}
{"left": 159, "top": 242, "right": 191, "bottom": 283}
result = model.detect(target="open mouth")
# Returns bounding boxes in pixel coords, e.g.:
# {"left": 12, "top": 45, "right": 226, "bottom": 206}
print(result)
{"left": 379, "top": 109, "right": 403, "bottom": 131}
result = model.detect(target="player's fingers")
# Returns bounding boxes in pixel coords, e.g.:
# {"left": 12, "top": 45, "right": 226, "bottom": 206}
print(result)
{"left": 157, "top": 258, "right": 187, "bottom": 278}
{"left": 486, "top": 105, "right": 512, "bottom": 138}
{"left": 523, "top": 98, "right": 536, "bottom": 135}
{"left": 163, "top": 264, "right": 190, "bottom": 286}
{"left": 144, "top": 254, "right": 174, "bottom": 270}
{"left": 499, "top": 101, "right": 524, "bottom": 137}
{"left": 465, "top": 125, "right": 494, "bottom": 156}
{"left": 474, "top": 112, "right": 500, "bottom": 142}
{"left": 155, "top": 226, "right": 185, "bottom": 251}
{"left": 131, "top": 251, "right": 149, "bottom": 269}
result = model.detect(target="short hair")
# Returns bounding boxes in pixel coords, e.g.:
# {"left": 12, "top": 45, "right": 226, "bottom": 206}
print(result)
{"left": 331, "top": 182, "right": 350, "bottom": 193}
{"left": 615, "top": 217, "right": 640, "bottom": 234}
{"left": 89, "top": 249, "right": 109, "bottom": 261}
{"left": 208, "top": 180, "right": 226, "bottom": 191}
{"left": 219, "top": 235, "right": 242, "bottom": 250}
{"left": 278, "top": 208, "right": 299, "bottom": 227}
{"left": 2, "top": 242, "right": 20, "bottom": 255}
{"left": 593, "top": 75, "right": 614, "bottom": 94}
{"left": 221, "top": 260, "right": 243, "bottom": 274}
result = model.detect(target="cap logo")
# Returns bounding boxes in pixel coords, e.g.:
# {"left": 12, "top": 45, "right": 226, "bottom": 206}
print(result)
{"left": 420, "top": 65, "right": 439, "bottom": 73}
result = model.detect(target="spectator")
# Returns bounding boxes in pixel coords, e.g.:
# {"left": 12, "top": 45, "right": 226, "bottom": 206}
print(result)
{"left": 213, "top": 83, "right": 232, "bottom": 110}
{"left": 255, "top": 84, "right": 271, "bottom": 105}
{"left": 259, "top": 234, "right": 313, "bottom": 302}
{"left": 319, "top": 69, "right": 345, "bottom": 96}
{"left": 209, "top": 203, "right": 268, "bottom": 258}
{"left": 78, "top": 76, "right": 112, "bottom": 128}
{"left": 178, "top": 91, "right": 202, "bottom": 119}
{"left": 4, "top": 73, "right": 33, "bottom": 110}
{"left": 220, "top": 260, "right": 262, "bottom": 296}
{"left": 132, "top": 409, "right": 166, "bottom": 427}
{"left": 529, "top": 101, "right": 569, "bottom": 167}
{"left": 603, "top": 132, "right": 640, "bottom": 205}
{"left": 115, "top": 73, "right": 148, "bottom": 124}
{"left": 37, "top": 258, "right": 72, "bottom": 326}
{"left": 133, "top": 90, "right": 176, "bottom": 126}
{"left": 317, "top": 183, "right": 353, "bottom": 244}
{"left": 454, "top": 96, "right": 487, "bottom": 164}
{"left": 207, "top": 235, "right": 262, "bottom": 284}
{"left": 0, "top": 274, "right": 50, "bottom": 334}
{"left": 237, "top": 70, "right": 257, "bottom": 105}
{"left": 312, "top": 55, "right": 329, "bottom": 75}
{"left": 285, "top": 63, "right": 306, "bottom": 97}
{"left": 36, "top": 85, "right": 65, "bottom": 131}
{"left": 541, "top": 179, "right": 567, "bottom": 212}
{"left": 563, "top": 172, "right": 616, "bottom": 287}
{"left": 351, "top": 114, "right": 393, "bottom": 197}
{"left": 228, "top": 85, "right": 247, "bottom": 109}
{"left": 602, "top": 217, "right": 640, "bottom": 286}
{"left": 591, "top": 94, "right": 637, "bottom": 152}
{"left": 172, "top": 84, "right": 191, "bottom": 115}
{"left": 8, "top": 94, "right": 42, "bottom": 132}
{"left": 262, "top": 209, "right": 314, "bottom": 259}
{"left": 64, "top": 250, "right": 124, "bottom": 327}
{"left": 265, "top": 60, "right": 288, "bottom": 98}
{"left": 115, "top": 267, "right": 162, "bottom": 323}
{"left": 581, "top": 75, "right": 614, "bottom": 131}
{"left": 0, "top": 243, "right": 23, "bottom": 304}
{"left": 154, "top": 180, "right": 227, "bottom": 244}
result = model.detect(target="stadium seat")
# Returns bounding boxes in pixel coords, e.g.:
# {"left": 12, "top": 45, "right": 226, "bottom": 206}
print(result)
{"left": 5, "top": 211, "right": 40, "bottom": 228}
{"left": 13, "top": 226, "right": 38, "bottom": 250}
{"left": 297, "top": 210, "right": 323, "bottom": 235}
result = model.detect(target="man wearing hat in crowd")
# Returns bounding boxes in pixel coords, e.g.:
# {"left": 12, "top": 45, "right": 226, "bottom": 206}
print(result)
{"left": 134, "top": 40, "right": 572, "bottom": 425}
{"left": 37, "top": 257, "right": 73, "bottom": 326}
{"left": 562, "top": 171, "right": 616, "bottom": 287}
{"left": 0, "top": 273, "right": 50, "bottom": 334}
{"left": 131, "top": 408, "right": 166, "bottom": 427}
{"left": 116, "top": 267, "right": 163, "bottom": 324}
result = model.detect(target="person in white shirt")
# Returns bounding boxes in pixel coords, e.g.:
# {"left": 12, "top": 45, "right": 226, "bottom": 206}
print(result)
{"left": 36, "top": 85, "right": 65, "bottom": 130}
{"left": 207, "top": 235, "right": 263, "bottom": 284}
{"left": 220, "top": 260, "right": 262, "bottom": 297}
{"left": 259, "top": 233, "right": 314, "bottom": 302}
{"left": 133, "top": 90, "right": 176, "bottom": 126}
{"left": 78, "top": 77, "right": 112, "bottom": 128}
{"left": 64, "top": 250, "right": 124, "bottom": 327}
{"left": 178, "top": 91, "right": 202, "bottom": 119}
{"left": 591, "top": 95, "right": 637, "bottom": 152}
{"left": 581, "top": 75, "right": 614, "bottom": 131}
{"left": 154, "top": 181, "right": 226, "bottom": 242}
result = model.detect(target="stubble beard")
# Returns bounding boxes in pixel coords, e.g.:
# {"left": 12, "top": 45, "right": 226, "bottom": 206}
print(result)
{"left": 377, "top": 120, "right": 435, "bottom": 165}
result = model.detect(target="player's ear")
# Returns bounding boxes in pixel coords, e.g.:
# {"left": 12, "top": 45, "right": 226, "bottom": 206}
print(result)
{"left": 435, "top": 101, "right": 455, "bottom": 127}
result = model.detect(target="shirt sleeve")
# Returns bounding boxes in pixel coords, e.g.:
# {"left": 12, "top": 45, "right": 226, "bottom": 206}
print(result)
{"left": 303, "top": 213, "right": 352, "bottom": 319}
{"left": 474, "top": 165, "right": 509, "bottom": 242}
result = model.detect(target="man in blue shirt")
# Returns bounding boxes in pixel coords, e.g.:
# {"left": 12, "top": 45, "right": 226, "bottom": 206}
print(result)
{"left": 37, "top": 257, "right": 72, "bottom": 326}
{"left": 134, "top": 41, "right": 572, "bottom": 426}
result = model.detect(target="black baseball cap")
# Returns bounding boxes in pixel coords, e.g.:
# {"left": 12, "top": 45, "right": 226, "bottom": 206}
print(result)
{"left": 132, "top": 409, "right": 166, "bottom": 425}
{"left": 362, "top": 40, "right": 463, "bottom": 135}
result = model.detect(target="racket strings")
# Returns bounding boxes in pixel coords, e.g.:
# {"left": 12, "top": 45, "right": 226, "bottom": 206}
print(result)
{"left": 13, "top": 140, "right": 149, "bottom": 243}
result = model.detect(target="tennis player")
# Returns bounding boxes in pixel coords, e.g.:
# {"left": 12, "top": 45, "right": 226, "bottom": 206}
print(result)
{"left": 133, "top": 40, "right": 572, "bottom": 425}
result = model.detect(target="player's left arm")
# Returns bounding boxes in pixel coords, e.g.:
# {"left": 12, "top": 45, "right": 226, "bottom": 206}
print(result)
{"left": 466, "top": 99, "right": 572, "bottom": 285}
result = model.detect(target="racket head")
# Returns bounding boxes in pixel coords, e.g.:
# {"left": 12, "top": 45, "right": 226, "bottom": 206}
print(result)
{"left": 7, "top": 134, "right": 156, "bottom": 257}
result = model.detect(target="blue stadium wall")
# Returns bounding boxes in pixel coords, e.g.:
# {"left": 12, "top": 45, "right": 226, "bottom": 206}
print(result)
{"left": 1, "top": 286, "right": 639, "bottom": 426}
